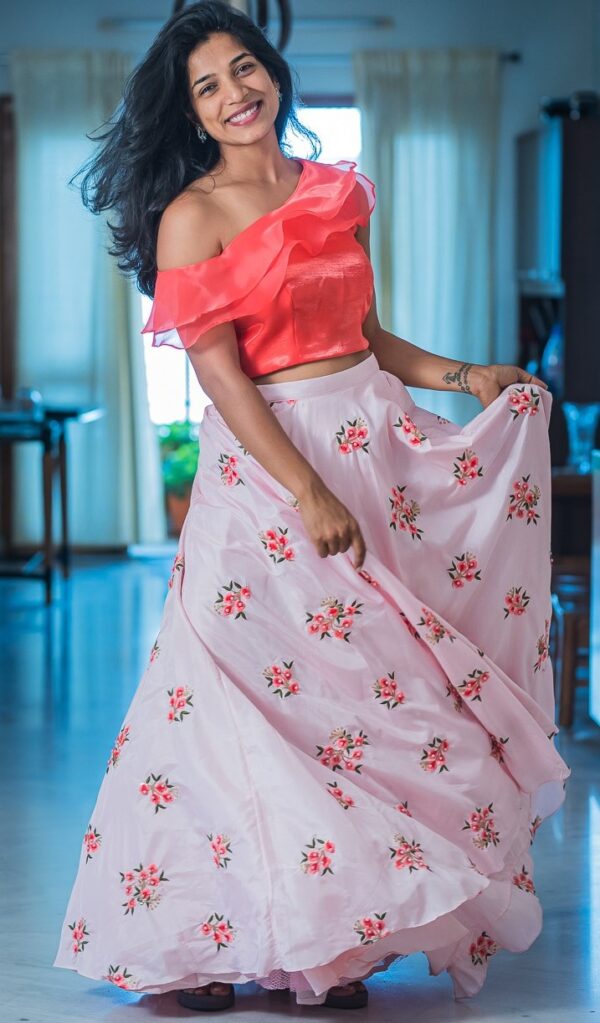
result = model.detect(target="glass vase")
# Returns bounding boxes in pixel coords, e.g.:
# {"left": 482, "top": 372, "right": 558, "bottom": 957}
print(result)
{"left": 562, "top": 401, "right": 600, "bottom": 473}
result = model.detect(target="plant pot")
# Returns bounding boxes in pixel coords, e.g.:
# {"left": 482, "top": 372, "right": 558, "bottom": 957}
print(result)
{"left": 166, "top": 489, "right": 192, "bottom": 537}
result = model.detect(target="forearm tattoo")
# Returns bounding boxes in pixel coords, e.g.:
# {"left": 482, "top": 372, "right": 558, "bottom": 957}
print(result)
{"left": 442, "top": 363, "right": 473, "bottom": 393}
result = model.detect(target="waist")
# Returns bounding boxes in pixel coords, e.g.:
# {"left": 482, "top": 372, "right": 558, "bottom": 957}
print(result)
{"left": 251, "top": 348, "right": 372, "bottom": 385}
{"left": 254, "top": 351, "right": 381, "bottom": 401}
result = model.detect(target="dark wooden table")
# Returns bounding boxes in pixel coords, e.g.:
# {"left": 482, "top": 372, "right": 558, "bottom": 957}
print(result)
{"left": 0, "top": 403, "right": 103, "bottom": 603}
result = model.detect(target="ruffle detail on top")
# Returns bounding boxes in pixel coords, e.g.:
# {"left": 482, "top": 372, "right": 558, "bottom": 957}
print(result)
{"left": 140, "top": 159, "right": 376, "bottom": 350}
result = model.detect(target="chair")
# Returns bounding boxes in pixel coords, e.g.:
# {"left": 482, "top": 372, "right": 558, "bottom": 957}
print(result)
{"left": 550, "top": 558, "right": 590, "bottom": 728}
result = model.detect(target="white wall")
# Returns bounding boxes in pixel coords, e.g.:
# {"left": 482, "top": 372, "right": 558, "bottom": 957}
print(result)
{"left": 1, "top": 0, "right": 595, "bottom": 363}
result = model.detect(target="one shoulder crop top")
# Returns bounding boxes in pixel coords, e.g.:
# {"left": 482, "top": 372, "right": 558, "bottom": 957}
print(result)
{"left": 141, "top": 158, "right": 376, "bottom": 378}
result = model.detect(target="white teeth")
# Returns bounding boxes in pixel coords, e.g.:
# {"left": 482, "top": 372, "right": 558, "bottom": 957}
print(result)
{"left": 228, "top": 102, "right": 259, "bottom": 124}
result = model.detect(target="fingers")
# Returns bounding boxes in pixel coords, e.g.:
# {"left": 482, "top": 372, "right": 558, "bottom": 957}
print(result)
{"left": 314, "top": 522, "right": 366, "bottom": 567}
{"left": 517, "top": 366, "right": 548, "bottom": 389}
{"left": 351, "top": 527, "right": 366, "bottom": 570}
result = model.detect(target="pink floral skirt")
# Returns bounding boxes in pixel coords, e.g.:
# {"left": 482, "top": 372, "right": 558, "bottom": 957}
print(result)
{"left": 53, "top": 353, "right": 570, "bottom": 1003}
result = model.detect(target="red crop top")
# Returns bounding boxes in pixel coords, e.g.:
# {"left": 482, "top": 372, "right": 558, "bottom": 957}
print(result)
{"left": 141, "top": 158, "right": 376, "bottom": 378}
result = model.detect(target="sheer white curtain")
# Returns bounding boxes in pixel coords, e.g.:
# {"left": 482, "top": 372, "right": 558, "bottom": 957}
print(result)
{"left": 353, "top": 50, "right": 500, "bottom": 424}
{"left": 9, "top": 50, "right": 166, "bottom": 546}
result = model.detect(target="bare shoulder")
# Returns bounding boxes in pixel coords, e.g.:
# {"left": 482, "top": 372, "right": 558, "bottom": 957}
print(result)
{"left": 156, "top": 182, "right": 223, "bottom": 271}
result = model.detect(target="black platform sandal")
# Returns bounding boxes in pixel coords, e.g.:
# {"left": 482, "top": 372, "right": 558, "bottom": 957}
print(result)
{"left": 176, "top": 982, "right": 235, "bottom": 1011}
{"left": 323, "top": 980, "right": 368, "bottom": 1009}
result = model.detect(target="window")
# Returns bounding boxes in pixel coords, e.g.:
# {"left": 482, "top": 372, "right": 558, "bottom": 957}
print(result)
{"left": 141, "top": 106, "right": 362, "bottom": 425}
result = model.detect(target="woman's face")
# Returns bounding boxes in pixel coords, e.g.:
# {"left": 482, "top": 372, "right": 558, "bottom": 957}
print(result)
{"left": 187, "top": 32, "right": 279, "bottom": 146}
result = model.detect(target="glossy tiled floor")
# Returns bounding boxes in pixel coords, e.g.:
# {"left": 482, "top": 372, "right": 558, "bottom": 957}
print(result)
{"left": 2, "top": 554, "right": 599, "bottom": 1022}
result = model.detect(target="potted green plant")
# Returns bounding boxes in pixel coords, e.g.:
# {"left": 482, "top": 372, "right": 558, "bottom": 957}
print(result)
{"left": 157, "top": 421, "right": 200, "bottom": 535}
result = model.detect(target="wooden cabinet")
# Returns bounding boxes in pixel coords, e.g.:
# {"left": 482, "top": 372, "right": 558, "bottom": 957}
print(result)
{"left": 516, "top": 118, "right": 600, "bottom": 472}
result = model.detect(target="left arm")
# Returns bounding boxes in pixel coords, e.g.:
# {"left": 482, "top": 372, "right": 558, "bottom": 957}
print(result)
{"left": 354, "top": 222, "right": 547, "bottom": 409}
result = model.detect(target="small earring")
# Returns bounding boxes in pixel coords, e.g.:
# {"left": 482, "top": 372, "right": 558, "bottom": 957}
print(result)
{"left": 274, "top": 82, "right": 282, "bottom": 102}
{"left": 196, "top": 124, "right": 207, "bottom": 142}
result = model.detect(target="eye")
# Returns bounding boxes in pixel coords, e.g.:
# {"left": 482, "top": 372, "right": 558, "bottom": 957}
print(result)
{"left": 198, "top": 63, "right": 254, "bottom": 96}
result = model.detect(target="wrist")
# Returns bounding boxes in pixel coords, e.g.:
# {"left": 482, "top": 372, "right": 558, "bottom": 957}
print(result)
{"left": 441, "top": 361, "right": 488, "bottom": 397}
{"left": 467, "top": 364, "right": 492, "bottom": 398}
{"left": 292, "top": 471, "right": 326, "bottom": 502}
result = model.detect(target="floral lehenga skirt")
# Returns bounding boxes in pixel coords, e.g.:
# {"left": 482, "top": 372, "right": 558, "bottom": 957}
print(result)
{"left": 53, "top": 353, "right": 570, "bottom": 1003}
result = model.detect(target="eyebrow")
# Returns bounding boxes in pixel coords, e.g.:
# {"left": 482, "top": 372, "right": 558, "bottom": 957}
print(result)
{"left": 191, "top": 52, "right": 253, "bottom": 89}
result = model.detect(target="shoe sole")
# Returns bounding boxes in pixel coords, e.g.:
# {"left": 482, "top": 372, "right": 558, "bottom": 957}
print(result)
{"left": 176, "top": 989, "right": 235, "bottom": 1011}
{"left": 323, "top": 990, "right": 368, "bottom": 1009}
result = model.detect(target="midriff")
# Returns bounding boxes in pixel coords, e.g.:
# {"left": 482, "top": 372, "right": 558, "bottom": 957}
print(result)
{"left": 251, "top": 348, "right": 373, "bottom": 384}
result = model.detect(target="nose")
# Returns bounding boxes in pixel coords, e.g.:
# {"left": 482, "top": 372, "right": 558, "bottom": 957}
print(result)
{"left": 223, "top": 78, "right": 248, "bottom": 105}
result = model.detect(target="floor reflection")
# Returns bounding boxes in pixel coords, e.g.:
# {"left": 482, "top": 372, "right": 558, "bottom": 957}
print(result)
{"left": 1, "top": 554, "right": 599, "bottom": 1022}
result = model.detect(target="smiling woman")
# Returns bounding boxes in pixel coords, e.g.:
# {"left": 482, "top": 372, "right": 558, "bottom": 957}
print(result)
{"left": 71, "top": 1, "right": 319, "bottom": 299}
{"left": 56, "top": 0, "right": 568, "bottom": 1016}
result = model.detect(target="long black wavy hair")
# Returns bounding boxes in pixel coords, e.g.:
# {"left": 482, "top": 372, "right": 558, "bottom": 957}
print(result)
{"left": 73, "top": 0, "right": 321, "bottom": 297}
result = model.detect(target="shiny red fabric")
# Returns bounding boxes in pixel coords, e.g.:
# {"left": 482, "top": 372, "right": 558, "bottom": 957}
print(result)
{"left": 141, "top": 159, "right": 376, "bottom": 378}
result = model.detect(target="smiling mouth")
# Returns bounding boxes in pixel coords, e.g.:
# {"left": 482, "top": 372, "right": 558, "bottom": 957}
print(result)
{"left": 226, "top": 100, "right": 262, "bottom": 124}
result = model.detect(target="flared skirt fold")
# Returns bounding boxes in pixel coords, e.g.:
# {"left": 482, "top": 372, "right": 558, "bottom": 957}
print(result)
{"left": 53, "top": 353, "right": 569, "bottom": 1002}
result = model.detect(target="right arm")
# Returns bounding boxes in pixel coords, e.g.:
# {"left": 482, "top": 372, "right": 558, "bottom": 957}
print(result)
{"left": 156, "top": 197, "right": 367, "bottom": 568}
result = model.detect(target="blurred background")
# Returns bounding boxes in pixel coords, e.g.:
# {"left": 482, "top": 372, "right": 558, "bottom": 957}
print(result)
{"left": 1, "top": 3, "right": 599, "bottom": 1020}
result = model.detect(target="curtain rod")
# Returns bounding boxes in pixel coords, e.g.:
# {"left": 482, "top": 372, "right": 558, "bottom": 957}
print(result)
{"left": 0, "top": 49, "right": 522, "bottom": 69}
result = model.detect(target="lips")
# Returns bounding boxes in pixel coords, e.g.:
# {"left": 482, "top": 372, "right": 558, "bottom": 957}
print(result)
{"left": 226, "top": 100, "right": 262, "bottom": 124}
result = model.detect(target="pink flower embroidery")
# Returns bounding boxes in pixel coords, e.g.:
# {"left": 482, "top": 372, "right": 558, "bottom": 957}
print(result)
{"left": 199, "top": 913, "right": 236, "bottom": 950}
{"left": 389, "top": 834, "right": 431, "bottom": 873}
{"left": 119, "top": 862, "right": 169, "bottom": 915}
{"left": 506, "top": 475, "right": 541, "bottom": 525}
{"left": 508, "top": 386, "right": 540, "bottom": 419}
{"left": 469, "top": 931, "right": 499, "bottom": 965}
{"left": 534, "top": 619, "right": 550, "bottom": 672}
{"left": 388, "top": 484, "right": 423, "bottom": 540}
{"left": 417, "top": 608, "right": 455, "bottom": 644}
{"left": 529, "top": 815, "right": 542, "bottom": 843}
{"left": 316, "top": 727, "right": 370, "bottom": 774}
{"left": 218, "top": 453, "right": 245, "bottom": 487}
{"left": 462, "top": 803, "right": 501, "bottom": 848}
{"left": 214, "top": 580, "right": 251, "bottom": 619}
{"left": 258, "top": 526, "right": 295, "bottom": 564}
{"left": 68, "top": 917, "right": 90, "bottom": 954}
{"left": 372, "top": 671, "right": 406, "bottom": 709}
{"left": 393, "top": 411, "right": 428, "bottom": 446}
{"left": 263, "top": 659, "right": 300, "bottom": 697}
{"left": 452, "top": 448, "right": 484, "bottom": 486}
{"left": 395, "top": 800, "right": 412, "bottom": 817}
{"left": 445, "top": 681, "right": 464, "bottom": 712}
{"left": 398, "top": 609, "right": 421, "bottom": 640}
{"left": 457, "top": 667, "right": 491, "bottom": 702}
{"left": 83, "top": 825, "right": 102, "bottom": 863}
{"left": 512, "top": 864, "right": 536, "bottom": 894}
{"left": 336, "top": 417, "right": 370, "bottom": 454}
{"left": 306, "top": 597, "right": 363, "bottom": 642}
{"left": 420, "top": 736, "right": 450, "bottom": 774}
{"left": 208, "top": 833, "right": 232, "bottom": 869}
{"left": 168, "top": 552, "right": 184, "bottom": 589}
{"left": 327, "top": 781, "right": 355, "bottom": 810}
{"left": 149, "top": 639, "right": 160, "bottom": 664}
{"left": 358, "top": 568, "right": 379, "bottom": 587}
{"left": 167, "top": 684, "right": 193, "bottom": 722}
{"left": 300, "top": 837, "right": 336, "bottom": 876}
{"left": 106, "top": 724, "right": 130, "bottom": 772}
{"left": 504, "top": 586, "right": 530, "bottom": 618}
{"left": 268, "top": 398, "right": 297, "bottom": 410}
{"left": 353, "top": 912, "right": 390, "bottom": 944}
{"left": 488, "top": 733, "right": 509, "bottom": 764}
{"left": 447, "top": 550, "right": 481, "bottom": 588}
{"left": 139, "top": 772, "right": 177, "bottom": 812}
{"left": 104, "top": 964, "right": 137, "bottom": 989}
